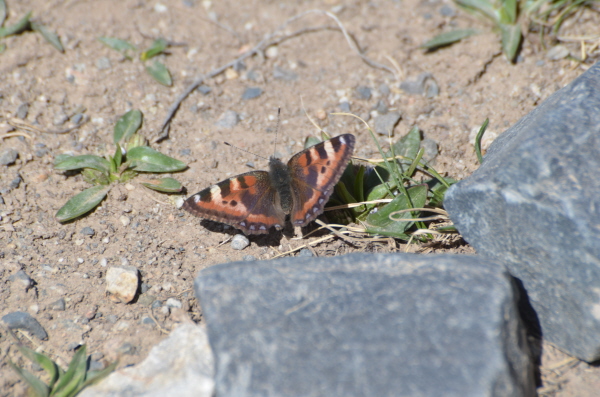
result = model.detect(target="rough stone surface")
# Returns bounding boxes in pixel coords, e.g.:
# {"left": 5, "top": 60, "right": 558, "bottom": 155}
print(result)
{"left": 241, "top": 87, "right": 263, "bottom": 100}
{"left": 215, "top": 110, "right": 240, "bottom": 128}
{"left": 80, "top": 323, "right": 214, "bottom": 397}
{"left": 2, "top": 311, "right": 48, "bottom": 340}
{"left": 105, "top": 266, "right": 139, "bottom": 303}
{"left": 400, "top": 72, "right": 439, "bottom": 97}
{"left": 195, "top": 253, "right": 535, "bottom": 397}
{"left": 445, "top": 61, "right": 600, "bottom": 362}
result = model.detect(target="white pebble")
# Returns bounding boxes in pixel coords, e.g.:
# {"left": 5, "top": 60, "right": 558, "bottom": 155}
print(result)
{"left": 231, "top": 234, "right": 250, "bottom": 250}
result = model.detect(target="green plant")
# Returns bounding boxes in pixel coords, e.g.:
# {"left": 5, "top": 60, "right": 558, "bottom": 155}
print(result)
{"left": 0, "top": 0, "right": 63, "bottom": 52}
{"left": 98, "top": 37, "right": 173, "bottom": 86}
{"left": 8, "top": 340, "right": 117, "bottom": 397}
{"left": 54, "top": 109, "right": 186, "bottom": 222}
{"left": 322, "top": 116, "right": 456, "bottom": 240}
{"left": 423, "top": 0, "right": 597, "bottom": 62}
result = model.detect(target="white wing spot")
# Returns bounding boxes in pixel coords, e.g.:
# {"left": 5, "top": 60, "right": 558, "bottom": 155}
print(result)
{"left": 339, "top": 136, "right": 346, "bottom": 144}
{"left": 259, "top": 225, "right": 266, "bottom": 230}
{"left": 194, "top": 195, "right": 201, "bottom": 203}
{"left": 313, "top": 207, "right": 319, "bottom": 213}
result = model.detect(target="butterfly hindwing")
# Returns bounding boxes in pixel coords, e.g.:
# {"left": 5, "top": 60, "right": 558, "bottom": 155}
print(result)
{"left": 288, "top": 134, "right": 356, "bottom": 226}
{"left": 182, "top": 171, "right": 287, "bottom": 234}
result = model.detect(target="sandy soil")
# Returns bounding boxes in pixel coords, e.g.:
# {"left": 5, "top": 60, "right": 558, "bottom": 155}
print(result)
{"left": 1, "top": 0, "right": 599, "bottom": 395}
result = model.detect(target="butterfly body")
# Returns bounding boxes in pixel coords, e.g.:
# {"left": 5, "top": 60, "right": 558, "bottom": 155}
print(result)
{"left": 183, "top": 134, "right": 355, "bottom": 235}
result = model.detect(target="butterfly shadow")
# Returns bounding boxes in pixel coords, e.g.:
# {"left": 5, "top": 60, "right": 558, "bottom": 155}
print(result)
{"left": 199, "top": 219, "right": 288, "bottom": 247}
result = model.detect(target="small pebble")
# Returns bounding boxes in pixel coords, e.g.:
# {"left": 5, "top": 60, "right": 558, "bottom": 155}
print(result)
{"left": 265, "top": 46, "right": 278, "bottom": 58}
{"left": 106, "top": 314, "right": 118, "bottom": 324}
{"left": 16, "top": 103, "right": 29, "bottom": 119}
{"left": 71, "top": 113, "right": 84, "bottom": 125}
{"left": 141, "top": 317, "right": 155, "bottom": 326}
{"left": 272, "top": 65, "right": 298, "bottom": 81}
{"left": 374, "top": 100, "right": 388, "bottom": 114}
{"left": 298, "top": 248, "right": 314, "bottom": 257}
{"left": 421, "top": 138, "right": 439, "bottom": 162}
{"left": 400, "top": 73, "right": 439, "bottom": 98}
{"left": 241, "top": 87, "right": 263, "bottom": 100}
{"left": 95, "top": 57, "right": 112, "bottom": 70}
{"left": 80, "top": 227, "right": 95, "bottom": 236}
{"left": 355, "top": 85, "right": 372, "bottom": 100}
{"left": 379, "top": 83, "right": 390, "bottom": 96}
{"left": 49, "top": 298, "right": 66, "bottom": 311}
{"left": 119, "top": 215, "right": 130, "bottom": 227}
{"left": 373, "top": 112, "right": 402, "bottom": 136}
{"left": 231, "top": 234, "right": 250, "bottom": 250}
{"left": 2, "top": 311, "right": 48, "bottom": 340}
{"left": 197, "top": 84, "right": 212, "bottom": 95}
{"left": 315, "top": 109, "right": 327, "bottom": 120}
{"left": 151, "top": 300, "right": 163, "bottom": 309}
{"left": 0, "top": 149, "right": 18, "bottom": 166}
{"left": 242, "top": 255, "right": 257, "bottom": 261}
{"left": 547, "top": 45, "right": 570, "bottom": 61}
{"left": 338, "top": 102, "right": 351, "bottom": 112}
{"left": 215, "top": 110, "right": 240, "bottom": 128}
{"left": 8, "top": 270, "right": 34, "bottom": 291}
{"left": 53, "top": 111, "right": 69, "bottom": 126}
{"left": 439, "top": 5, "right": 456, "bottom": 17}
{"left": 105, "top": 266, "right": 139, "bottom": 303}
{"left": 165, "top": 298, "right": 182, "bottom": 309}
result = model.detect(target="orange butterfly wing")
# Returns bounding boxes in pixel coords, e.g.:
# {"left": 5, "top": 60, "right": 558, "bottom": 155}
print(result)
{"left": 288, "top": 134, "right": 356, "bottom": 226}
{"left": 182, "top": 171, "right": 287, "bottom": 234}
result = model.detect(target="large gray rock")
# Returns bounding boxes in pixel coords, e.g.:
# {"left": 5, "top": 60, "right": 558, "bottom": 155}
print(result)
{"left": 80, "top": 323, "right": 214, "bottom": 397}
{"left": 195, "top": 253, "right": 534, "bottom": 397}
{"left": 445, "top": 61, "right": 600, "bottom": 361}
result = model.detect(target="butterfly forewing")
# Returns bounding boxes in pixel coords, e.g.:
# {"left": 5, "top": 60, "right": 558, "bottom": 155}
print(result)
{"left": 183, "top": 171, "right": 286, "bottom": 234}
{"left": 288, "top": 134, "right": 356, "bottom": 226}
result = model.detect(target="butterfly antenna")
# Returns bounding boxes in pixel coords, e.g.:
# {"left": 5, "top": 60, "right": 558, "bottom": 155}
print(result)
{"left": 223, "top": 142, "right": 269, "bottom": 161}
{"left": 273, "top": 107, "right": 281, "bottom": 157}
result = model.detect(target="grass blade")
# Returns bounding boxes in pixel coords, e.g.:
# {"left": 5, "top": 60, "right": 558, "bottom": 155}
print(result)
{"left": 0, "top": 0, "right": 7, "bottom": 27}
{"left": 455, "top": 0, "right": 498, "bottom": 22}
{"left": 14, "top": 344, "right": 59, "bottom": 388}
{"left": 421, "top": 29, "right": 477, "bottom": 50}
{"left": 500, "top": 23, "right": 522, "bottom": 62}
{"left": 51, "top": 346, "right": 87, "bottom": 397}
{"left": 140, "top": 177, "right": 183, "bottom": 192}
{"left": 146, "top": 61, "right": 172, "bottom": 86}
{"left": 31, "top": 22, "right": 63, "bottom": 52}
{"left": 55, "top": 185, "right": 111, "bottom": 222}
{"left": 0, "top": 11, "right": 32, "bottom": 38}
{"left": 474, "top": 118, "right": 489, "bottom": 164}
{"left": 140, "top": 38, "right": 167, "bottom": 61}
{"left": 113, "top": 109, "right": 143, "bottom": 144}
{"left": 54, "top": 155, "right": 111, "bottom": 173}
{"left": 8, "top": 360, "right": 50, "bottom": 397}
{"left": 98, "top": 36, "right": 136, "bottom": 59}
{"left": 127, "top": 146, "right": 186, "bottom": 172}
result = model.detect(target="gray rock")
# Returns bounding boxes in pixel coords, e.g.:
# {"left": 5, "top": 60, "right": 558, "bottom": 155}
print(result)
{"left": 165, "top": 298, "right": 182, "bottom": 309}
{"left": 197, "top": 85, "right": 212, "bottom": 95}
{"left": 241, "top": 87, "right": 263, "bottom": 100}
{"left": 81, "top": 227, "right": 95, "bottom": 236}
{"left": 421, "top": 138, "right": 439, "bottom": 162}
{"left": 8, "top": 175, "right": 21, "bottom": 190}
{"left": 374, "top": 99, "right": 388, "bottom": 114}
{"left": 105, "top": 266, "right": 139, "bottom": 303}
{"left": 272, "top": 65, "right": 298, "bottom": 81}
{"left": 373, "top": 112, "right": 401, "bottom": 136}
{"left": 2, "top": 311, "right": 48, "bottom": 340}
{"left": 79, "top": 323, "right": 214, "bottom": 397}
{"left": 546, "top": 45, "right": 570, "bottom": 61}
{"left": 230, "top": 234, "right": 249, "bottom": 250}
{"left": 8, "top": 270, "right": 34, "bottom": 291}
{"left": 297, "top": 248, "right": 313, "bottom": 257}
{"left": 379, "top": 83, "right": 391, "bottom": 96}
{"left": 242, "top": 255, "right": 257, "bottom": 261}
{"left": 195, "top": 253, "right": 535, "bottom": 397}
{"left": 0, "top": 149, "right": 18, "bottom": 166}
{"left": 338, "top": 101, "right": 351, "bottom": 113}
{"left": 215, "top": 110, "right": 240, "bottom": 128}
{"left": 355, "top": 85, "right": 372, "bottom": 100}
{"left": 71, "top": 113, "right": 84, "bottom": 125}
{"left": 400, "top": 72, "right": 440, "bottom": 98}
{"left": 50, "top": 297, "right": 66, "bottom": 311}
{"left": 95, "top": 57, "right": 112, "bottom": 70}
{"left": 16, "top": 103, "right": 29, "bottom": 119}
{"left": 439, "top": 4, "right": 456, "bottom": 16}
{"left": 445, "top": 61, "right": 600, "bottom": 362}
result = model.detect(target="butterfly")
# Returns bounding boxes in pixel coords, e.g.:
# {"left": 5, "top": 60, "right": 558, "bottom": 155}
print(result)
{"left": 183, "top": 134, "right": 356, "bottom": 234}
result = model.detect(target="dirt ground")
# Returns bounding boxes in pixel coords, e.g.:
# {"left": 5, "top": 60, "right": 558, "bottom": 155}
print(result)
{"left": 1, "top": 0, "right": 599, "bottom": 395}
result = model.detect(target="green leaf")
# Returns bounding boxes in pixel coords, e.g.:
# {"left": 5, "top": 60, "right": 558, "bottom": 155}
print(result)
{"left": 140, "top": 177, "right": 183, "bottom": 192}
{"left": 113, "top": 143, "right": 123, "bottom": 169}
{"left": 146, "top": 61, "right": 172, "bottom": 86}
{"left": 82, "top": 168, "right": 111, "bottom": 186}
{"left": 127, "top": 146, "right": 186, "bottom": 172}
{"left": 0, "top": 42, "right": 5, "bottom": 53}
{"left": 500, "top": 23, "right": 522, "bottom": 62}
{"left": 140, "top": 38, "right": 167, "bottom": 61}
{"left": 304, "top": 136, "right": 321, "bottom": 149}
{"left": 80, "top": 359, "right": 118, "bottom": 389}
{"left": 0, "top": 11, "right": 32, "bottom": 38}
{"left": 98, "top": 36, "right": 136, "bottom": 59}
{"left": 0, "top": 0, "right": 7, "bottom": 27}
{"left": 54, "top": 155, "right": 111, "bottom": 174}
{"left": 14, "top": 344, "right": 59, "bottom": 389}
{"left": 365, "top": 184, "right": 428, "bottom": 238}
{"left": 455, "top": 0, "right": 498, "bottom": 22}
{"left": 51, "top": 346, "right": 87, "bottom": 397}
{"left": 55, "top": 185, "right": 111, "bottom": 222}
{"left": 31, "top": 22, "right": 63, "bottom": 52}
{"left": 353, "top": 165, "right": 365, "bottom": 203}
{"left": 499, "top": 0, "right": 517, "bottom": 24}
{"left": 113, "top": 109, "right": 143, "bottom": 143}
{"left": 387, "top": 126, "right": 421, "bottom": 170}
{"left": 426, "top": 177, "right": 457, "bottom": 208}
{"left": 421, "top": 29, "right": 478, "bottom": 50}
{"left": 474, "top": 118, "right": 489, "bottom": 164}
{"left": 8, "top": 360, "right": 50, "bottom": 397}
